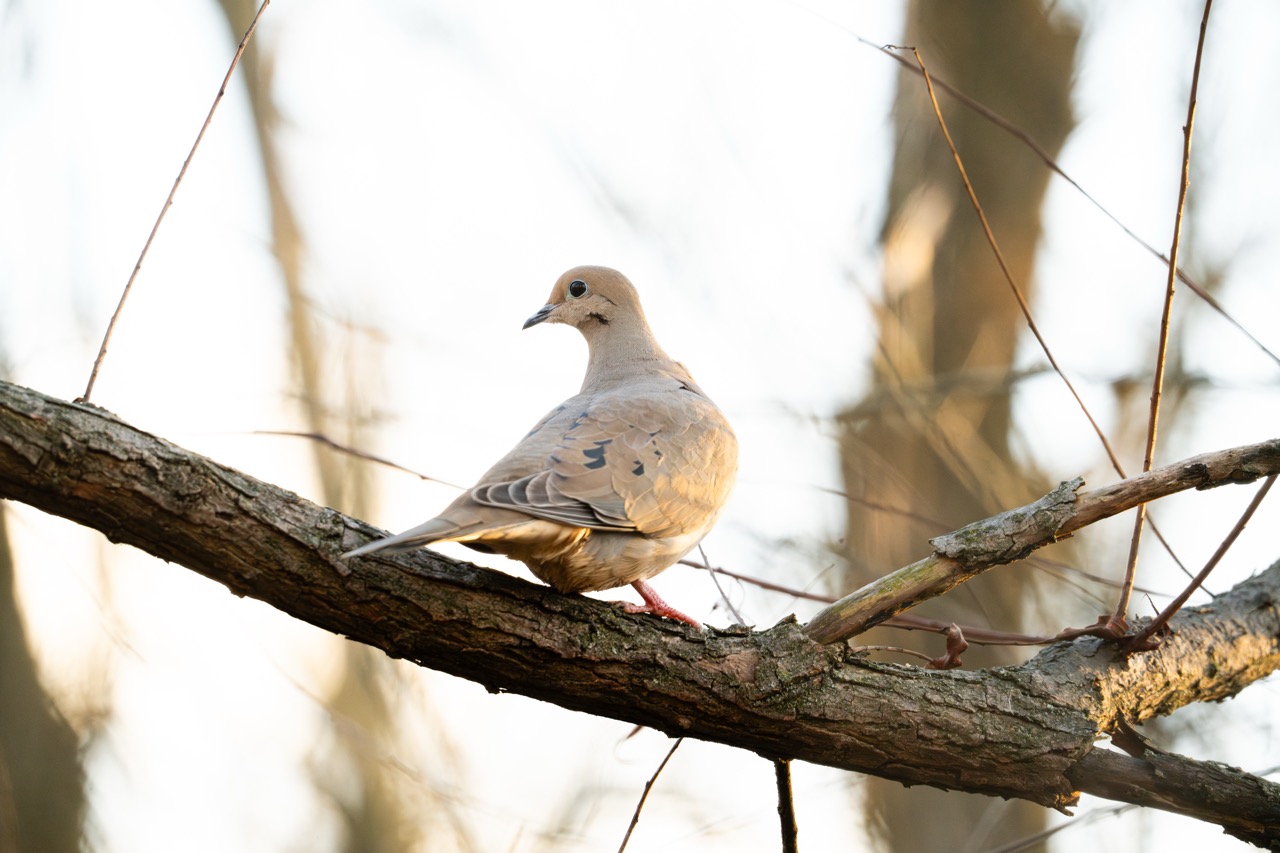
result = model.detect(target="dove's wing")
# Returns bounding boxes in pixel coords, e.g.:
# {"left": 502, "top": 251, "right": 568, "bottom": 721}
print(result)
{"left": 469, "top": 380, "right": 736, "bottom": 539}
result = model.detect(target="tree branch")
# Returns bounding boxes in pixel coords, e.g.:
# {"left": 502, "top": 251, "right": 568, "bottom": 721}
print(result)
{"left": 1067, "top": 748, "right": 1280, "bottom": 849}
{"left": 805, "top": 440, "right": 1280, "bottom": 644}
{"left": 1, "top": 381, "right": 1277, "bottom": 844}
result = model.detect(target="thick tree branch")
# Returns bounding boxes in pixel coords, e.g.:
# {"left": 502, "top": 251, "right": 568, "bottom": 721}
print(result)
{"left": 1, "top": 381, "right": 1278, "bottom": 845}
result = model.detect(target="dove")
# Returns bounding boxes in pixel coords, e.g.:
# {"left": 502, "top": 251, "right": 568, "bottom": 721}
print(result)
{"left": 342, "top": 265, "right": 738, "bottom": 627}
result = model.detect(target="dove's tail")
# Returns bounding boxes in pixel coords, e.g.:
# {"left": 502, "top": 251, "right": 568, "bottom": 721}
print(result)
{"left": 341, "top": 517, "right": 472, "bottom": 560}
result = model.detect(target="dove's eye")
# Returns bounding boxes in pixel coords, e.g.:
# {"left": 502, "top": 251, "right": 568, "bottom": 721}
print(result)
{"left": 568, "top": 279, "right": 589, "bottom": 298}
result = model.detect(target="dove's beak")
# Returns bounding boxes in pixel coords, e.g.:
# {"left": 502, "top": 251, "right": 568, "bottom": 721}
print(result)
{"left": 523, "top": 303, "right": 556, "bottom": 329}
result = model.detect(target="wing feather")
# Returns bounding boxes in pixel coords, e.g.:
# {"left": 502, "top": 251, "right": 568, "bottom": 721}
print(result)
{"left": 469, "top": 383, "right": 736, "bottom": 537}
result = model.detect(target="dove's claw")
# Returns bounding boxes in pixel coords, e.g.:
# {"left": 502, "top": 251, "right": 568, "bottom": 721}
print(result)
{"left": 622, "top": 580, "right": 702, "bottom": 628}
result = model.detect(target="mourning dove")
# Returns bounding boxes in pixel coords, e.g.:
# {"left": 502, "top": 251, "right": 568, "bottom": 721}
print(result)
{"left": 343, "top": 265, "right": 738, "bottom": 627}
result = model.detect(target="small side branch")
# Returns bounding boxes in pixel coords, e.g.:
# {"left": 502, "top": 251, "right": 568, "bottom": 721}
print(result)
{"left": 80, "top": 0, "right": 272, "bottom": 402}
{"left": 1114, "top": 0, "right": 1215, "bottom": 624}
{"left": 775, "top": 758, "right": 799, "bottom": 853}
{"left": 805, "top": 439, "right": 1280, "bottom": 644}
{"left": 617, "top": 739, "right": 682, "bottom": 853}
{"left": 1067, "top": 746, "right": 1280, "bottom": 848}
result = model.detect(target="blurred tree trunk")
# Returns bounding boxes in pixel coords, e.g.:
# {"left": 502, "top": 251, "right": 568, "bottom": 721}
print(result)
{"left": 0, "top": 502, "right": 85, "bottom": 853}
{"left": 838, "top": 3, "right": 1080, "bottom": 851}
{"left": 214, "top": 3, "right": 474, "bottom": 850}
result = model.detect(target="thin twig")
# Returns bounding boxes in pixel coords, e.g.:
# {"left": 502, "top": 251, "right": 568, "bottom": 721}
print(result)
{"left": 830, "top": 14, "right": 1280, "bottom": 370}
{"left": 681, "top": 557, "right": 1154, "bottom": 646}
{"left": 876, "top": 48, "right": 1280, "bottom": 371}
{"left": 774, "top": 758, "right": 799, "bottom": 853}
{"left": 700, "top": 543, "right": 745, "bottom": 625}
{"left": 617, "top": 738, "right": 683, "bottom": 853}
{"left": 1128, "top": 474, "right": 1274, "bottom": 650}
{"left": 877, "top": 32, "right": 1225, "bottom": 588}
{"left": 986, "top": 801, "right": 1140, "bottom": 853}
{"left": 253, "top": 430, "right": 464, "bottom": 488}
{"left": 880, "top": 46, "right": 1280, "bottom": 369}
{"left": 879, "top": 616, "right": 1056, "bottom": 647}
{"left": 1113, "top": 0, "right": 1213, "bottom": 624}
{"left": 852, "top": 644, "right": 936, "bottom": 664}
{"left": 79, "top": 0, "right": 272, "bottom": 402}
{"left": 902, "top": 44, "right": 1203, "bottom": 620}
{"left": 901, "top": 45, "right": 1127, "bottom": 490}
{"left": 697, "top": 553, "right": 1068, "bottom": 645}
{"left": 679, "top": 559, "right": 835, "bottom": 603}
{"left": 816, "top": 487, "right": 950, "bottom": 531}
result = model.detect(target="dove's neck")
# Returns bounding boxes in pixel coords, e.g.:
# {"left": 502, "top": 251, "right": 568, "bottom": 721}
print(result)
{"left": 579, "top": 318, "right": 677, "bottom": 393}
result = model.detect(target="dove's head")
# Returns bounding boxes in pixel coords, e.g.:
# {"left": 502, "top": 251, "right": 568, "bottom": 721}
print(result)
{"left": 523, "top": 266, "right": 649, "bottom": 336}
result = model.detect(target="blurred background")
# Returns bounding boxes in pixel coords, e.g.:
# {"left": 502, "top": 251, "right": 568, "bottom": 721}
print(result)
{"left": 1, "top": 0, "right": 1278, "bottom": 850}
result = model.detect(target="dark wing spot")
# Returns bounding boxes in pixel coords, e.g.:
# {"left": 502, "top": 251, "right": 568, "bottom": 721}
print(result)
{"left": 632, "top": 461, "right": 645, "bottom": 476}
{"left": 583, "top": 444, "right": 608, "bottom": 470}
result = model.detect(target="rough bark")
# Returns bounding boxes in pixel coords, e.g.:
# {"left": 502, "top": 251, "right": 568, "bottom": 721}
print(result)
{"left": 1, "top": 381, "right": 1278, "bottom": 846}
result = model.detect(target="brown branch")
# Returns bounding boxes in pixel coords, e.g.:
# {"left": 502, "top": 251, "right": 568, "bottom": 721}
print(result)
{"left": 889, "top": 45, "right": 1211, "bottom": 586}
{"left": 900, "top": 44, "right": 1208, "bottom": 611}
{"left": 1127, "top": 473, "right": 1275, "bottom": 651}
{"left": 1067, "top": 748, "right": 1280, "bottom": 848}
{"left": 1, "top": 380, "right": 1278, "bottom": 843}
{"left": 617, "top": 738, "right": 682, "bottom": 853}
{"left": 253, "top": 430, "right": 464, "bottom": 489}
{"left": 804, "top": 439, "right": 1280, "bottom": 644}
{"left": 774, "top": 758, "right": 799, "bottom": 853}
{"left": 1115, "top": 0, "right": 1215, "bottom": 626}
{"left": 858, "top": 33, "right": 1280, "bottom": 371}
{"left": 80, "top": 0, "right": 272, "bottom": 403}
{"left": 902, "top": 45, "right": 1128, "bottom": 489}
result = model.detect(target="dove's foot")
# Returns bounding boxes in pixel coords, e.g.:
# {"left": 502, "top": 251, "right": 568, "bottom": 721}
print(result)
{"left": 621, "top": 580, "right": 702, "bottom": 628}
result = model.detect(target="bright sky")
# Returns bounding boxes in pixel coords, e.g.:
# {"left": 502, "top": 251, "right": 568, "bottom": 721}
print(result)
{"left": 2, "top": 1, "right": 1278, "bottom": 851}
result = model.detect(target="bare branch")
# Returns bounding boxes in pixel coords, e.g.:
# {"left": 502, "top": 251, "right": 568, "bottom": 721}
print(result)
{"left": 617, "top": 738, "right": 682, "bottom": 853}
{"left": 80, "top": 0, "right": 272, "bottom": 403}
{"left": 856, "top": 30, "right": 1280, "bottom": 370}
{"left": 805, "top": 440, "right": 1280, "bottom": 644}
{"left": 901, "top": 45, "right": 1126, "bottom": 488}
{"left": 1127, "top": 474, "right": 1275, "bottom": 650}
{"left": 775, "top": 758, "right": 799, "bottom": 853}
{"left": 253, "top": 430, "right": 464, "bottom": 488}
{"left": 1115, "top": 0, "right": 1215, "bottom": 625}
{"left": 1067, "top": 747, "right": 1279, "bottom": 848}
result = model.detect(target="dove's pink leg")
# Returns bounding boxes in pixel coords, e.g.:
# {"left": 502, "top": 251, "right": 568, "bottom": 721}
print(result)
{"left": 623, "top": 581, "right": 702, "bottom": 628}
